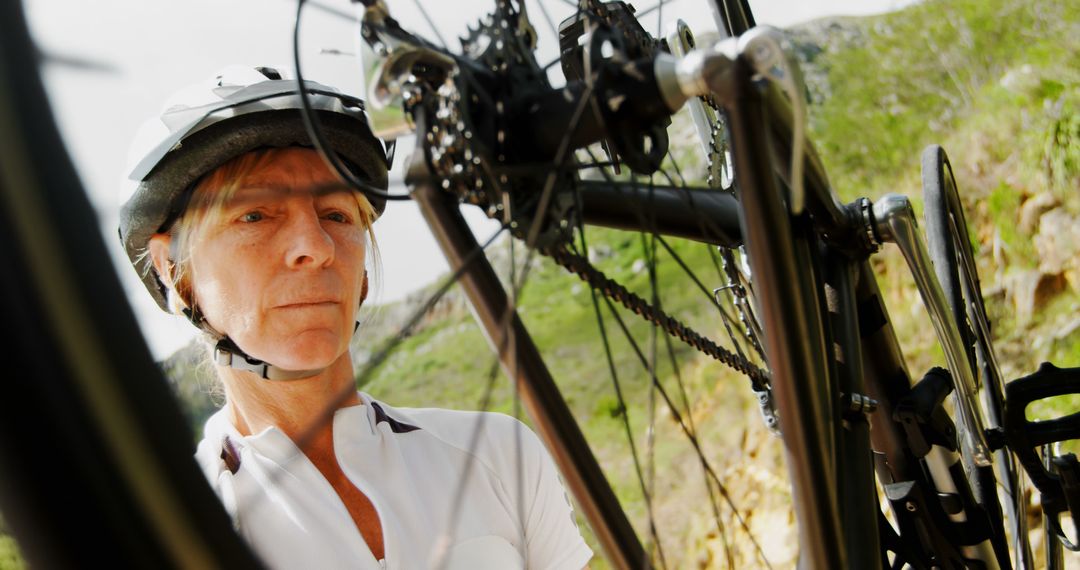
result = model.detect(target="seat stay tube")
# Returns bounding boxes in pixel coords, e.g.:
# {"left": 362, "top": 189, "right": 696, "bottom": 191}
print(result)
{"left": 826, "top": 253, "right": 884, "bottom": 570}
{"left": 721, "top": 57, "right": 845, "bottom": 569}
{"left": 407, "top": 156, "right": 647, "bottom": 569}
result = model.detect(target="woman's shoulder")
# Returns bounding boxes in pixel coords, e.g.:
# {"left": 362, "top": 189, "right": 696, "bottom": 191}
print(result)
{"left": 360, "top": 393, "right": 546, "bottom": 469}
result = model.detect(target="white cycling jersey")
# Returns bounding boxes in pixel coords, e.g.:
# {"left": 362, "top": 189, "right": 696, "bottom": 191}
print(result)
{"left": 194, "top": 391, "right": 593, "bottom": 570}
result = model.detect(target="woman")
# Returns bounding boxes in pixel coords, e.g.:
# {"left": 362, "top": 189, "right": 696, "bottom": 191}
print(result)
{"left": 119, "top": 66, "right": 592, "bottom": 569}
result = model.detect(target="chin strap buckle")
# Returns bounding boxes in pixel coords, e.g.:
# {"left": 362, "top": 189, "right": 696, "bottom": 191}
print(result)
{"left": 213, "top": 338, "right": 321, "bottom": 381}
{"left": 214, "top": 342, "right": 271, "bottom": 378}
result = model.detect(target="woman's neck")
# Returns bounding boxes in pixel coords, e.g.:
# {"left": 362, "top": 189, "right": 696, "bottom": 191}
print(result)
{"left": 218, "top": 351, "right": 361, "bottom": 451}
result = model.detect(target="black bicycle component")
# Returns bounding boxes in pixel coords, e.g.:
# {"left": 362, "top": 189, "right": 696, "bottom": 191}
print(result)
{"left": 885, "top": 367, "right": 1010, "bottom": 568}
{"left": 504, "top": 55, "right": 672, "bottom": 170}
{"left": 544, "top": 244, "right": 770, "bottom": 386}
{"left": 882, "top": 480, "right": 969, "bottom": 569}
{"left": 0, "top": 2, "right": 262, "bottom": 567}
{"left": 559, "top": 0, "right": 662, "bottom": 80}
{"left": 576, "top": 180, "right": 743, "bottom": 246}
{"left": 883, "top": 467, "right": 1001, "bottom": 568}
{"left": 1004, "top": 362, "right": 1080, "bottom": 540}
{"left": 1049, "top": 454, "right": 1080, "bottom": 551}
{"left": 893, "top": 367, "right": 959, "bottom": 457}
{"left": 557, "top": 1, "right": 665, "bottom": 172}
{"left": 388, "top": 0, "right": 681, "bottom": 249}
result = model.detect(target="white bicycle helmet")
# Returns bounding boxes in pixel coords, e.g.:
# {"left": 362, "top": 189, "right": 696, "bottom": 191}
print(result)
{"left": 119, "top": 65, "right": 389, "bottom": 380}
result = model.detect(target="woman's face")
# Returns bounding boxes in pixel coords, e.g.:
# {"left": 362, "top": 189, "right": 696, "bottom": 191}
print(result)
{"left": 186, "top": 147, "right": 368, "bottom": 371}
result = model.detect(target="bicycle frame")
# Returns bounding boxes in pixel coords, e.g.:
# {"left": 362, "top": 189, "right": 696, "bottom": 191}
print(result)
{"left": 404, "top": 26, "right": 1022, "bottom": 568}
{"left": 400, "top": 46, "right": 887, "bottom": 569}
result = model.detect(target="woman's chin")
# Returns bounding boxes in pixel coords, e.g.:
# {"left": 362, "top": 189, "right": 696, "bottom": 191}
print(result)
{"left": 243, "top": 331, "right": 349, "bottom": 373}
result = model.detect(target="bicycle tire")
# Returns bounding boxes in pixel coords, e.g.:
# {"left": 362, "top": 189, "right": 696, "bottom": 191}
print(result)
{"left": 922, "top": 144, "right": 1033, "bottom": 568}
{"left": 0, "top": 2, "right": 262, "bottom": 568}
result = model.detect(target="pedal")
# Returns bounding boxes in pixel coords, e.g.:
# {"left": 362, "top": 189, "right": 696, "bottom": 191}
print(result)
{"left": 1003, "top": 362, "right": 1080, "bottom": 549}
{"left": 1049, "top": 453, "right": 1080, "bottom": 550}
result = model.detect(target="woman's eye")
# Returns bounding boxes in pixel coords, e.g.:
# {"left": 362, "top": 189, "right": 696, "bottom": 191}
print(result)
{"left": 325, "top": 211, "right": 350, "bottom": 223}
{"left": 240, "top": 211, "right": 264, "bottom": 223}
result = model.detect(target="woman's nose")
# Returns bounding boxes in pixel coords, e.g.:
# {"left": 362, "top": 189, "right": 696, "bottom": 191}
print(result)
{"left": 282, "top": 208, "right": 335, "bottom": 268}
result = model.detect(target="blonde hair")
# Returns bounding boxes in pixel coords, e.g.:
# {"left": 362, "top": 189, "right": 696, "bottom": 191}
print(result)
{"left": 164, "top": 147, "right": 380, "bottom": 315}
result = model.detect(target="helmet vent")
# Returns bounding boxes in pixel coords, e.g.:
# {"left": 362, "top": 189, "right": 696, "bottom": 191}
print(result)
{"left": 254, "top": 66, "right": 283, "bottom": 80}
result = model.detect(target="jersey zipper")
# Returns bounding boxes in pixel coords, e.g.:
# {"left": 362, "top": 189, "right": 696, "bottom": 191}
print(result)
{"left": 338, "top": 402, "right": 392, "bottom": 569}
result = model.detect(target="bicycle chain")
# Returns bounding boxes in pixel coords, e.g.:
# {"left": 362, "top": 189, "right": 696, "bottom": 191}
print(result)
{"left": 702, "top": 95, "right": 767, "bottom": 363}
{"left": 542, "top": 244, "right": 771, "bottom": 391}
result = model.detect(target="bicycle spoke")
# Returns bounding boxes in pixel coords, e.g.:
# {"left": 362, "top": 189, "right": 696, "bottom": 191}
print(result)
{"left": 639, "top": 228, "right": 736, "bottom": 567}
{"left": 540, "top": 56, "right": 563, "bottom": 72}
{"left": 652, "top": 234, "right": 756, "bottom": 361}
{"left": 654, "top": 0, "right": 666, "bottom": 42}
{"left": 634, "top": 0, "right": 685, "bottom": 20}
{"left": 508, "top": 234, "right": 528, "bottom": 544}
{"left": 433, "top": 356, "right": 504, "bottom": 569}
{"left": 531, "top": 0, "right": 562, "bottom": 38}
{"left": 599, "top": 292, "right": 773, "bottom": 569}
{"left": 306, "top": 0, "right": 356, "bottom": 23}
{"left": 409, "top": 0, "right": 449, "bottom": 48}
{"left": 571, "top": 232, "right": 669, "bottom": 569}
{"left": 644, "top": 232, "right": 663, "bottom": 566}
{"left": 657, "top": 290, "right": 735, "bottom": 567}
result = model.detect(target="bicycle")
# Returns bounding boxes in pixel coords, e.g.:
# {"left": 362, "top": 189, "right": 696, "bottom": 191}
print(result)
{"left": 1, "top": 0, "right": 1077, "bottom": 568}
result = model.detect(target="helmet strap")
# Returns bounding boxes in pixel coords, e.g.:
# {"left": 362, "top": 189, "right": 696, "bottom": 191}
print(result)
{"left": 176, "top": 269, "right": 369, "bottom": 382}
{"left": 181, "top": 305, "right": 324, "bottom": 381}
{"left": 212, "top": 337, "right": 323, "bottom": 381}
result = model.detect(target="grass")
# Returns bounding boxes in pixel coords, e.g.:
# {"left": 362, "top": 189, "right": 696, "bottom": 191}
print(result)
{"left": 0, "top": 534, "right": 25, "bottom": 570}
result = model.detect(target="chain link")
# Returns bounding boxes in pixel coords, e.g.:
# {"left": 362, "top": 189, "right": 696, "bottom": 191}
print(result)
{"left": 541, "top": 244, "right": 771, "bottom": 391}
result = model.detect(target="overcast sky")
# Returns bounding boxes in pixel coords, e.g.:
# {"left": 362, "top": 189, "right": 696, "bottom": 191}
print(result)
{"left": 25, "top": 0, "right": 914, "bottom": 358}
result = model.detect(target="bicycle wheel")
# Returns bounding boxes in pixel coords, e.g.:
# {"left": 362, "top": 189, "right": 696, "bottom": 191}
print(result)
{"left": 0, "top": 2, "right": 262, "bottom": 567}
{"left": 4, "top": 1, "right": 781, "bottom": 568}
{"left": 348, "top": 0, "right": 787, "bottom": 567}
{"left": 922, "top": 144, "right": 1033, "bottom": 568}
{"left": 12, "top": 0, "right": 991, "bottom": 567}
